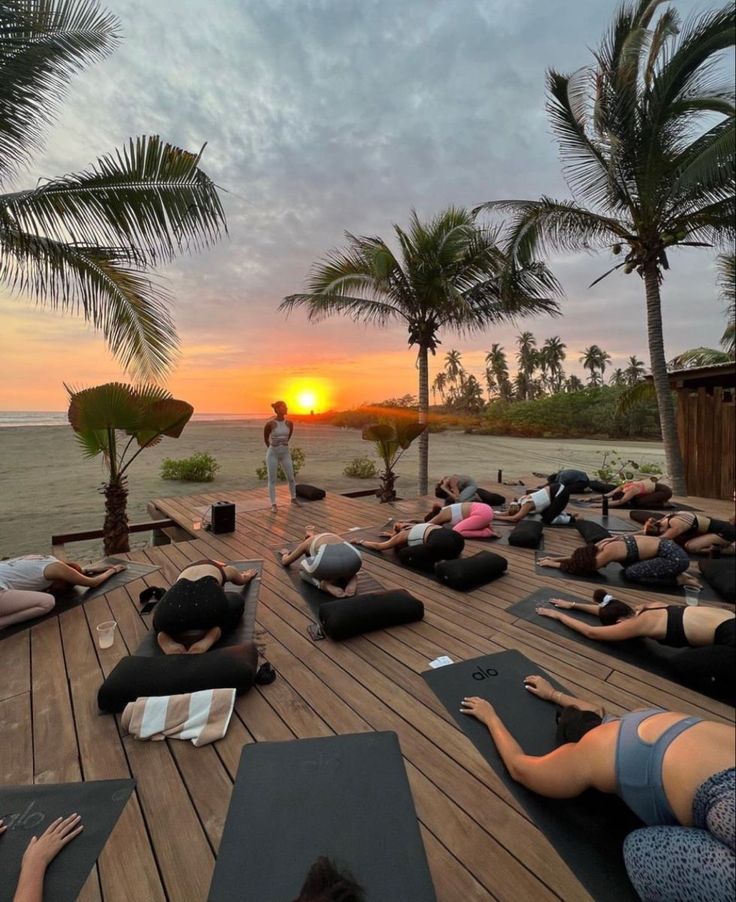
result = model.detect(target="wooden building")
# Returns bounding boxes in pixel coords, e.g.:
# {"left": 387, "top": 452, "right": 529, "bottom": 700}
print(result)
{"left": 667, "top": 362, "right": 735, "bottom": 499}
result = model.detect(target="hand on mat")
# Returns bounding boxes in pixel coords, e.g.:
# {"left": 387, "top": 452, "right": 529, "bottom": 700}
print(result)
{"left": 523, "top": 675, "right": 556, "bottom": 701}
{"left": 537, "top": 556, "right": 561, "bottom": 568}
{"left": 0, "top": 817, "right": 5, "bottom": 835}
{"left": 234, "top": 568, "right": 258, "bottom": 585}
{"left": 549, "top": 598, "right": 575, "bottom": 610}
{"left": 536, "top": 606, "right": 560, "bottom": 620}
{"left": 21, "top": 813, "right": 83, "bottom": 869}
{"left": 460, "top": 696, "right": 495, "bottom": 722}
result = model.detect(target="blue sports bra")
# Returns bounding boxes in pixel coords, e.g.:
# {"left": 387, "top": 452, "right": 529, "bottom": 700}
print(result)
{"left": 614, "top": 708, "right": 702, "bottom": 826}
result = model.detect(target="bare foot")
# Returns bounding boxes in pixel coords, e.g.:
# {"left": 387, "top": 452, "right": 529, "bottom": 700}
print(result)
{"left": 157, "top": 632, "right": 187, "bottom": 655}
{"left": 321, "top": 581, "right": 345, "bottom": 598}
{"left": 677, "top": 573, "right": 702, "bottom": 589}
{"left": 188, "top": 626, "right": 222, "bottom": 654}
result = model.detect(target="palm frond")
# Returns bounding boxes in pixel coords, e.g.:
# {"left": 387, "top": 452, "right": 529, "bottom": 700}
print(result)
{"left": 668, "top": 346, "right": 732, "bottom": 367}
{"left": 0, "top": 0, "right": 121, "bottom": 184}
{"left": 616, "top": 380, "right": 656, "bottom": 414}
{"left": 1, "top": 135, "right": 226, "bottom": 263}
{"left": 1, "top": 225, "right": 179, "bottom": 379}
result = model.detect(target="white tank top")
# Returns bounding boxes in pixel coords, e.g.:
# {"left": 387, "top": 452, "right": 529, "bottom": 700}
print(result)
{"left": 519, "top": 488, "right": 550, "bottom": 513}
{"left": 448, "top": 503, "right": 464, "bottom": 525}
{"left": 0, "top": 555, "right": 58, "bottom": 591}
{"left": 408, "top": 523, "right": 431, "bottom": 546}
{"left": 269, "top": 419, "right": 290, "bottom": 447}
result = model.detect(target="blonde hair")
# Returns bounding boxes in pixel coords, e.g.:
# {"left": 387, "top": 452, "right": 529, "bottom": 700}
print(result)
{"left": 507, "top": 502, "right": 521, "bottom": 516}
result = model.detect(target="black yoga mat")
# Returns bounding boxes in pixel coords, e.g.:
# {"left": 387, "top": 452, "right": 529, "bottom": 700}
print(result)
{"left": 0, "top": 557, "right": 161, "bottom": 641}
{"left": 571, "top": 499, "right": 702, "bottom": 513}
{"left": 506, "top": 587, "right": 681, "bottom": 681}
{"left": 134, "top": 561, "right": 262, "bottom": 656}
{"left": 534, "top": 512, "right": 638, "bottom": 532}
{"left": 208, "top": 732, "right": 435, "bottom": 902}
{"left": 423, "top": 650, "right": 640, "bottom": 902}
{"left": 273, "top": 549, "right": 383, "bottom": 620}
{"left": 534, "top": 552, "right": 722, "bottom": 602}
{"left": 0, "top": 779, "right": 135, "bottom": 902}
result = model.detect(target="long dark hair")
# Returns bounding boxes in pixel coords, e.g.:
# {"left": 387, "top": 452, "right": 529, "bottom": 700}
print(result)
{"left": 598, "top": 598, "right": 635, "bottom": 625}
{"left": 558, "top": 544, "right": 599, "bottom": 575}
{"left": 555, "top": 706, "right": 603, "bottom": 745}
{"left": 293, "top": 857, "right": 365, "bottom": 902}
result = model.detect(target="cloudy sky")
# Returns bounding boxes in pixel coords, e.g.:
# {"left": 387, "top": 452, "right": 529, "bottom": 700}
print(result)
{"left": 0, "top": 0, "right": 728, "bottom": 413}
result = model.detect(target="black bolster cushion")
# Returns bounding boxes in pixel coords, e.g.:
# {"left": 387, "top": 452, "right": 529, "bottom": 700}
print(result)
{"left": 396, "top": 544, "right": 437, "bottom": 573}
{"left": 97, "top": 643, "right": 258, "bottom": 713}
{"left": 629, "top": 510, "right": 661, "bottom": 525}
{"left": 295, "top": 483, "right": 326, "bottom": 500}
{"left": 507, "top": 520, "right": 544, "bottom": 548}
{"left": 319, "top": 590, "right": 424, "bottom": 640}
{"left": 434, "top": 551, "right": 508, "bottom": 591}
{"left": 476, "top": 488, "right": 506, "bottom": 507}
{"left": 698, "top": 559, "right": 736, "bottom": 604}
{"left": 575, "top": 519, "right": 612, "bottom": 544}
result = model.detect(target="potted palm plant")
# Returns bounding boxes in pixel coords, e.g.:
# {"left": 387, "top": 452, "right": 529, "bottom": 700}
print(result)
{"left": 362, "top": 418, "right": 426, "bottom": 503}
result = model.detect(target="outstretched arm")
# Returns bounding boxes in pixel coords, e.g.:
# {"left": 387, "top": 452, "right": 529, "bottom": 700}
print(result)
{"left": 460, "top": 697, "right": 594, "bottom": 797}
{"left": 536, "top": 608, "right": 644, "bottom": 641}
{"left": 495, "top": 502, "right": 533, "bottom": 523}
{"left": 44, "top": 561, "right": 125, "bottom": 589}
{"left": 280, "top": 539, "right": 312, "bottom": 566}
{"left": 523, "top": 675, "right": 604, "bottom": 716}
{"left": 13, "top": 814, "right": 83, "bottom": 902}
{"left": 359, "top": 531, "right": 409, "bottom": 551}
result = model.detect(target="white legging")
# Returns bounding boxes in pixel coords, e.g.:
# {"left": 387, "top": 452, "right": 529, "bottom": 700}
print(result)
{"left": 266, "top": 445, "right": 296, "bottom": 504}
{"left": 0, "top": 589, "right": 55, "bottom": 629}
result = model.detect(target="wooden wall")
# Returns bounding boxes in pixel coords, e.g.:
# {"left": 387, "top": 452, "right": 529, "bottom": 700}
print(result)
{"left": 676, "top": 386, "right": 735, "bottom": 499}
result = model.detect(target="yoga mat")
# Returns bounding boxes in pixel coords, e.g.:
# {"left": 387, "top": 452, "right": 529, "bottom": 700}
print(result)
{"left": 534, "top": 553, "right": 722, "bottom": 602}
{"left": 571, "top": 499, "right": 702, "bottom": 513}
{"left": 423, "top": 650, "right": 640, "bottom": 902}
{"left": 134, "top": 561, "right": 262, "bottom": 655}
{"left": 0, "top": 558, "right": 162, "bottom": 641}
{"left": 533, "top": 513, "right": 638, "bottom": 532}
{"left": 207, "top": 732, "right": 436, "bottom": 902}
{"left": 0, "top": 779, "right": 135, "bottom": 902}
{"left": 506, "top": 587, "right": 681, "bottom": 682}
{"left": 274, "top": 549, "right": 382, "bottom": 620}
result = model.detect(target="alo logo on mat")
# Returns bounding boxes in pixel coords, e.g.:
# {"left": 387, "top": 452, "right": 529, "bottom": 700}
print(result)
{"left": 471, "top": 665, "right": 499, "bottom": 681}
{"left": 1, "top": 802, "right": 46, "bottom": 831}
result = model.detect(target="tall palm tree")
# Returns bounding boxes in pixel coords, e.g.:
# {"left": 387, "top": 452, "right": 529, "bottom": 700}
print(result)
{"left": 624, "top": 355, "right": 647, "bottom": 385}
{"left": 541, "top": 335, "right": 567, "bottom": 392}
{"left": 565, "top": 374, "right": 585, "bottom": 393}
{"left": 609, "top": 367, "right": 627, "bottom": 387}
{"left": 281, "top": 208, "right": 559, "bottom": 493}
{"left": 444, "top": 349, "right": 466, "bottom": 391}
{"left": 1, "top": 1, "right": 226, "bottom": 380}
{"left": 516, "top": 331, "right": 538, "bottom": 400}
{"left": 717, "top": 252, "right": 735, "bottom": 354}
{"left": 478, "top": 1, "right": 735, "bottom": 492}
{"left": 432, "top": 371, "right": 448, "bottom": 404}
{"left": 580, "top": 345, "right": 612, "bottom": 386}
{"left": 485, "top": 343, "right": 513, "bottom": 400}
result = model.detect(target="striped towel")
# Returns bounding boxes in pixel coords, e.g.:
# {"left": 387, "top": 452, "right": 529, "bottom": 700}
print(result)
{"left": 121, "top": 688, "right": 236, "bottom": 747}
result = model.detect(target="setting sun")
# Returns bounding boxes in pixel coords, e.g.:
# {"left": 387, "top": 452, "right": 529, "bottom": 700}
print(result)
{"left": 278, "top": 377, "right": 333, "bottom": 413}
{"left": 296, "top": 389, "right": 317, "bottom": 412}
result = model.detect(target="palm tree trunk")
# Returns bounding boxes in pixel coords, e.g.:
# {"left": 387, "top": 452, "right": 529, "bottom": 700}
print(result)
{"left": 417, "top": 345, "right": 429, "bottom": 495}
{"left": 643, "top": 264, "right": 687, "bottom": 494}
{"left": 103, "top": 476, "right": 130, "bottom": 555}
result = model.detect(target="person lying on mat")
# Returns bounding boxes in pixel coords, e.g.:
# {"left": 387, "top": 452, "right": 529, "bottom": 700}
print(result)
{"left": 640, "top": 512, "right": 736, "bottom": 555}
{"left": 424, "top": 501, "right": 499, "bottom": 539}
{"left": 356, "top": 522, "right": 463, "bottom": 556}
{"left": 589, "top": 476, "right": 673, "bottom": 509}
{"left": 0, "top": 555, "right": 126, "bottom": 631}
{"left": 461, "top": 681, "right": 736, "bottom": 902}
{"left": 280, "top": 527, "right": 363, "bottom": 598}
{"left": 1, "top": 812, "right": 83, "bottom": 902}
{"left": 154, "top": 560, "right": 257, "bottom": 655}
{"left": 435, "top": 474, "right": 480, "bottom": 503}
{"left": 541, "top": 469, "right": 590, "bottom": 493}
{"left": 538, "top": 535, "right": 701, "bottom": 589}
{"left": 495, "top": 483, "right": 575, "bottom": 526}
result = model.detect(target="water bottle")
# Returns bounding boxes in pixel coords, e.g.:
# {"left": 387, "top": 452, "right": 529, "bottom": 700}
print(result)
{"left": 602, "top": 495, "right": 609, "bottom": 516}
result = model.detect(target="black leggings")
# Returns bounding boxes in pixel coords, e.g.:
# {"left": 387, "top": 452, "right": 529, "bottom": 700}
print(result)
{"left": 152, "top": 576, "right": 243, "bottom": 635}
{"left": 540, "top": 483, "right": 570, "bottom": 524}
{"left": 667, "top": 619, "right": 736, "bottom": 704}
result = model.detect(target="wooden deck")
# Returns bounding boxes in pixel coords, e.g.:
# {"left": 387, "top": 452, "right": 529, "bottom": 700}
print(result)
{"left": 3, "top": 485, "right": 734, "bottom": 902}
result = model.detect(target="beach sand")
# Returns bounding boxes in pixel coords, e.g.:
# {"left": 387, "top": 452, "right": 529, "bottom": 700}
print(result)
{"left": 0, "top": 421, "right": 666, "bottom": 560}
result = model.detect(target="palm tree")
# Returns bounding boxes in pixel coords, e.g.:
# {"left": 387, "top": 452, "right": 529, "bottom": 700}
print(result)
{"left": 580, "top": 345, "right": 611, "bottom": 386}
{"left": 485, "top": 343, "right": 513, "bottom": 400}
{"left": 516, "top": 331, "right": 538, "bottom": 400}
{"left": 565, "top": 374, "right": 585, "bottom": 393}
{"left": 444, "top": 349, "right": 466, "bottom": 404}
{"left": 432, "top": 371, "right": 448, "bottom": 404}
{"left": 541, "top": 335, "right": 567, "bottom": 392}
{"left": 280, "top": 208, "right": 559, "bottom": 493}
{"left": 67, "top": 383, "right": 193, "bottom": 553}
{"left": 478, "top": 1, "right": 735, "bottom": 493}
{"left": 624, "top": 355, "right": 647, "bottom": 385}
{"left": 1, "top": 1, "right": 226, "bottom": 380}
{"left": 718, "top": 252, "right": 735, "bottom": 354}
{"left": 609, "top": 367, "right": 627, "bottom": 387}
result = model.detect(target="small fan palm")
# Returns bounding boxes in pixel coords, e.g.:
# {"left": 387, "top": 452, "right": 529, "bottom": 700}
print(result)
{"left": 281, "top": 207, "right": 560, "bottom": 493}
{"left": 1, "top": 1, "right": 226, "bottom": 380}
{"left": 478, "top": 0, "right": 735, "bottom": 492}
{"left": 67, "top": 382, "right": 193, "bottom": 553}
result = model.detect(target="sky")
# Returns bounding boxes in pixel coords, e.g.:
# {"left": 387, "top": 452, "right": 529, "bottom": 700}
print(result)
{"left": 0, "top": 0, "right": 729, "bottom": 414}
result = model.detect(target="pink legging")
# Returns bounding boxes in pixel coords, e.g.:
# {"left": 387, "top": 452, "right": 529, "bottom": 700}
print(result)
{"left": 0, "top": 589, "right": 55, "bottom": 630}
{"left": 452, "top": 502, "right": 495, "bottom": 538}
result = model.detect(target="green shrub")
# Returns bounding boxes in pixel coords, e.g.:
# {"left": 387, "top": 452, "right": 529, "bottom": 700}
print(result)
{"left": 161, "top": 452, "right": 220, "bottom": 482}
{"left": 343, "top": 456, "right": 378, "bottom": 479}
{"left": 256, "top": 447, "right": 306, "bottom": 480}
{"left": 591, "top": 450, "right": 664, "bottom": 482}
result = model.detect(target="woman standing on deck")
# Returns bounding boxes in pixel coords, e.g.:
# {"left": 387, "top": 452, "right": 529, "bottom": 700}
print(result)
{"left": 264, "top": 400, "right": 298, "bottom": 513}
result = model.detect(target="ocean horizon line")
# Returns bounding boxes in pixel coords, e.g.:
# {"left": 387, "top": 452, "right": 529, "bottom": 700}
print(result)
{"left": 0, "top": 410, "right": 268, "bottom": 428}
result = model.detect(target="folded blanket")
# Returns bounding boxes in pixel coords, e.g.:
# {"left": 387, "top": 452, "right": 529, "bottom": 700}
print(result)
{"left": 121, "top": 688, "right": 236, "bottom": 747}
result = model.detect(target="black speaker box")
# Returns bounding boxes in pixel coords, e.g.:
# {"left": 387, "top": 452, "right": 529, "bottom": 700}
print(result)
{"left": 211, "top": 501, "right": 236, "bottom": 534}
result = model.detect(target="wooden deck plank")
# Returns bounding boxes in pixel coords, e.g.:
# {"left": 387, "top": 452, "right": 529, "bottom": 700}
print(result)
{"left": 0, "top": 631, "right": 30, "bottom": 702}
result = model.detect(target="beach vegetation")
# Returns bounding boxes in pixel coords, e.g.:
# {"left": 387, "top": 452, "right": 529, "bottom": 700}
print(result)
{"left": 343, "top": 456, "right": 379, "bottom": 479}
{"left": 66, "top": 382, "right": 193, "bottom": 554}
{"left": 161, "top": 452, "right": 220, "bottom": 482}
{"left": 256, "top": 447, "right": 305, "bottom": 481}
{"left": 591, "top": 450, "right": 663, "bottom": 483}
{"left": 280, "top": 207, "right": 560, "bottom": 496}
{"left": 477, "top": 0, "right": 735, "bottom": 494}
{"left": 0, "top": 1, "right": 226, "bottom": 380}
{"left": 362, "top": 418, "right": 426, "bottom": 503}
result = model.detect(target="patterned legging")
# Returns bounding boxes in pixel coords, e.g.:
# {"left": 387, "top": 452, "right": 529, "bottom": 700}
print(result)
{"left": 623, "top": 539, "right": 689, "bottom": 586}
{"left": 623, "top": 768, "right": 735, "bottom": 901}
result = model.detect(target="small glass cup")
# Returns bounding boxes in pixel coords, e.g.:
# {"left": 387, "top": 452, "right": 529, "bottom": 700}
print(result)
{"left": 96, "top": 620, "right": 118, "bottom": 649}
{"left": 192, "top": 518, "right": 202, "bottom": 531}
{"left": 683, "top": 586, "right": 701, "bottom": 607}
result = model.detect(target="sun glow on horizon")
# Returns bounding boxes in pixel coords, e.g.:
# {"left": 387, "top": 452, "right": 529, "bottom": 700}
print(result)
{"left": 280, "top": 377, "right": 333, "bottom": 414}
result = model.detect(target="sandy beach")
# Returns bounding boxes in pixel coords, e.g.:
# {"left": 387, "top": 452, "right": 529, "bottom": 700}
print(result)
{"left": 0, "top": 420, "right": 666, "bottom": 560}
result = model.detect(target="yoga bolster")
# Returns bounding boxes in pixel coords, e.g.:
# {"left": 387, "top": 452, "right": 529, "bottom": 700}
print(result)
{"left": 434, "top": 551, "right": 508, "bottom": 591}
{"left": 319, "top": 590, "right": 424, "bottom": 640}
{"left": 575, "top": 519, "right": 611, "bottom": 544}
{"left": 629, "top": 510, "right": 662, "bottom": 525}
{"left": 476, "top": 488, "right": 506, "bottom": 507}
{"left": 295, "top": 483, "right": 326, "bottom": 500}
{"left": 698, "top": 558, "right": 736, "bottom": 604}
{"left": 97, "top": 643, "right": 258, "bottom": 713}
{"left": 507, "top": 520, "right": 543, "bottom": 548}
{"left": 397, "top": 544, "right": 438, "bottom": 573}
